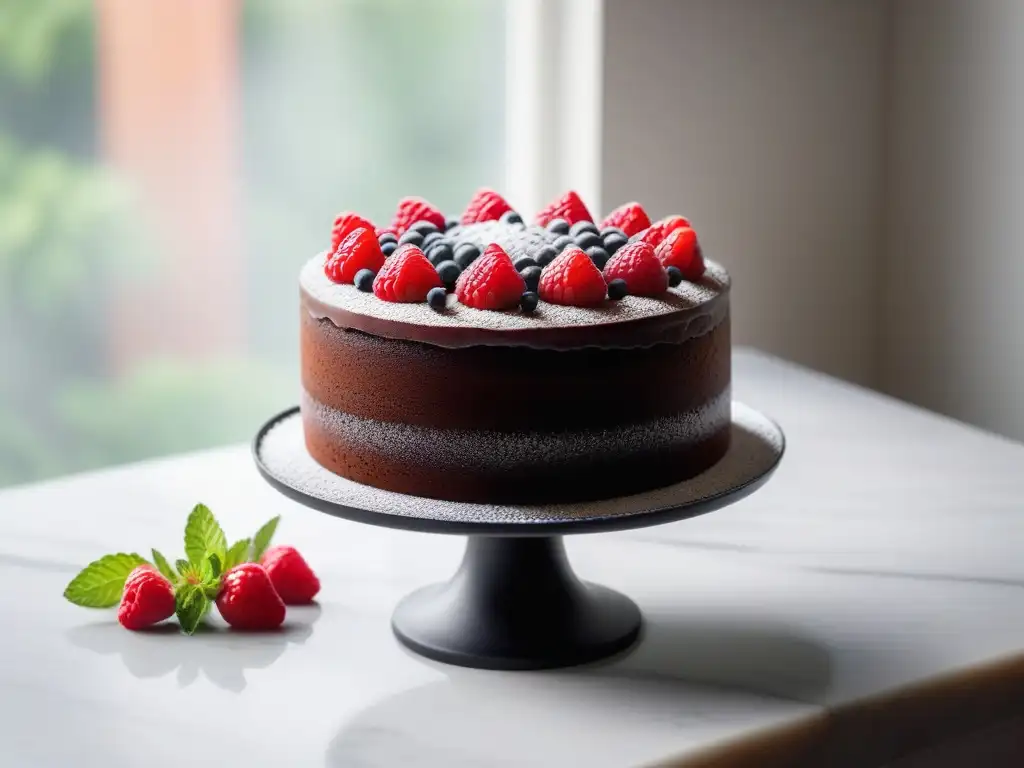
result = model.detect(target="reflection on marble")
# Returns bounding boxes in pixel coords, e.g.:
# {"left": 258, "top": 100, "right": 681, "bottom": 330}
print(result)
{"left": 2, "top": 350, "right": 1024, "bottom": 766}
{"left": 66, "top": 605, "right": 321, "bottom": 692}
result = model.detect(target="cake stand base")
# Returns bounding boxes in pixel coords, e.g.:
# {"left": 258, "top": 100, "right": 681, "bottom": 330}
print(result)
{"left": 253, "top": 401, "right": 784, "bottom": 671}
{"left": 391, "top": 536, "right": 640, "bottom": 670}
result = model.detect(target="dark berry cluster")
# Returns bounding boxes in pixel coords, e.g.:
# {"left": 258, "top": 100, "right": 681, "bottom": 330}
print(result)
{"left": 323, "top": 191, "right": 705, "bottom": 311}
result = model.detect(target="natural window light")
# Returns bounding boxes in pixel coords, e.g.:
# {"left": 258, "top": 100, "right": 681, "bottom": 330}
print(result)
{"left": 0, "top": 0, "right": 507, "bottom": 488}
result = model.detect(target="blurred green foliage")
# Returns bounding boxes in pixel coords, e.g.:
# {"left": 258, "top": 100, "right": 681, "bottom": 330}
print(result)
{"left": 0, "top": 0, "right": 504, "bottom": 489}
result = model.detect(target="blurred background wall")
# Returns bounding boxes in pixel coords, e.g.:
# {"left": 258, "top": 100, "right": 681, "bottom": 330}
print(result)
{"left": 604, "top": 0, "right": 1024, "bottom": 442}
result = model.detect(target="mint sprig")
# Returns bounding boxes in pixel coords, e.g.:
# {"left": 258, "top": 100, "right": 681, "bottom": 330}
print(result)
{"left": 224, "top": 538, "right": 250, "bottom": 570}
{"left": 175, "top": 584, "right": 209, "bottom": 635}
{"left": 184, "top": 503, "right": 227, "bottom": 567}
{"left": 250, "top": 516, "right": 280, "bottom": 562}
{"left": 63, "top": 553, "right": 149, "bottom": 608}
{"left": 151, "top": 549, "right": 177, "bottom": 582}
{"left": 63, "top": 503, "right": 286, "bottom": 635}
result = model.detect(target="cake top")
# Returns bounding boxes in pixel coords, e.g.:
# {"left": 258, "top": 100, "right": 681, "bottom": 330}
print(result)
{"left": 304, "top": 189, "right": 730, "bottom": 350}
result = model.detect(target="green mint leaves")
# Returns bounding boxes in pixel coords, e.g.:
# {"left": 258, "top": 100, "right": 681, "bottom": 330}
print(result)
{"left": 63, "top": 504, "right": 284, "bottom": 635}
{"left": 184, "top": 503, "right": 227, "bottom": 567}
{"left": 175, "top": 584, "right": 209, "bottom": 635}
{"left": 250, "top": 516, "right": 280, "bottom": 562}
{"left": 151, "top": 549, "right": 177, "bottom": 582}
{"left": 63, "top": 552, "right": 150, "bottom": 608}
{"left": 224, "top": 538, "right": 251, "bottom": 571}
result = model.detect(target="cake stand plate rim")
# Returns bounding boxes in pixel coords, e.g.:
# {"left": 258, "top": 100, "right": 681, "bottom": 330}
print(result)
{"left": 252, "top": 401, "right": 784, "bottom": 536}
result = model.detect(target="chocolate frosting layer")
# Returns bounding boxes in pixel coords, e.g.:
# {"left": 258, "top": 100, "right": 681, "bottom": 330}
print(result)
{"left": 300, "top": 253, "right": 729, "bottom": 350}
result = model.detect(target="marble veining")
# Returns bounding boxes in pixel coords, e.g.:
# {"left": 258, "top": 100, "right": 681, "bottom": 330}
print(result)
{"left": 2, "top": 350, "right": 1024, "bottom": 767}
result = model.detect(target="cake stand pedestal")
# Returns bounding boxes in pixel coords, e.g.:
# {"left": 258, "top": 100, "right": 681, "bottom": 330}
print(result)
{"left": 253, "top": 402, "right": 784, "bottom": 670}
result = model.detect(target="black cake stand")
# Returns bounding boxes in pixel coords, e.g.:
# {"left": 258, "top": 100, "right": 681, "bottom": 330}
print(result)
{"left": 253, "top": 402, "right": 784, "bottom": 670}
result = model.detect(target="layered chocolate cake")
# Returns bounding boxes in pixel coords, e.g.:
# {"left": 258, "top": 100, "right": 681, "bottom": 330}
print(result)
{"left": 301, "top": 190, "right": 730, "bottom": 503}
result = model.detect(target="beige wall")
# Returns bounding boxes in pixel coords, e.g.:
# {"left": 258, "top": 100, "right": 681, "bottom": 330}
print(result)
{"left": 603, "top": 0, "right": 1024, "bottom": 442}
{"left": 883, "top": 0, "right": 1024, "bottom": 440}
{"left": 602, "top": 0, "right": 890, "bottom": 386}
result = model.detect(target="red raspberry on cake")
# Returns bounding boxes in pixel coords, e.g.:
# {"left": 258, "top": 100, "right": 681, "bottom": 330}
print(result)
{"left": 461, "top": 188, "right": 513, "bottom": 225}
{"left": 601, "top": 202, "right": 651, "bottom": 238}
{"left": 324, "top": 226, "right": 386, "bottom": 284}
{"left": 539, "top": 246, "right": 608, "bottom": 306}
{"left": 455, "top": 243, "right": 525, "bottom": 310}
{"left": 603, "top": 241, "right": 669, "bottom": 297}
{"left": 637, "top": 215, "right": 692, "bottom": 247}
{"left": 535, "top": 190, "right": 593, "bottom": 227}
{"left": 373, "top": 244, "right": 443, "bottom": 302}
{"left": 330, "top": 211, "right": 375, "bottom": 254}
{"left": 655, "top": 226, "right": 705, "bottom": 280}
{"left": 390, "top": 196, "right": 446, "bottom": 235}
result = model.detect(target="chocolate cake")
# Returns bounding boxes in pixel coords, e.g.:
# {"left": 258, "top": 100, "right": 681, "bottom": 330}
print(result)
{"left": 300, "top": 190, "right": 731, "bottom": 503}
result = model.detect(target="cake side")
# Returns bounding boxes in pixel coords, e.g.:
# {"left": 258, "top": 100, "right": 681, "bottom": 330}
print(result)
{"left": 301, "top": 189, "right": 732, "bottom": 504}
{"left": 301, "top": 253, "right": 729, "bottom": 351}
{"left": 300, "top": 316, "right": 731, "bottom": 503}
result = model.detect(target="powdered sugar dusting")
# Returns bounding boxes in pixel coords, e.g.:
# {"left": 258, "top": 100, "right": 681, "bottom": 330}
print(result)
{"left": 300, "top": 254, "right": 729, "bottom": 336}
{"left": 256, "top": 402, "right": 783, "bottom": 529}
{"left": 304, "top": 388, "right": 730, "bottom": 469}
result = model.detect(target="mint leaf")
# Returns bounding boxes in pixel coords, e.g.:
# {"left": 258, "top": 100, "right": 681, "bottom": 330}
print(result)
{"left": 224, "top": 538, "right": 250, "bottom": 570}
{"left": 63, "top": 553, "right": 148, "bottom": 608}
{"left": 184, "top": 503, "right": 227, "bottom": 567}
{"left": 175, "top": 585, "right": 209, "bottom": 635}
{"left": 176, "top": 559, "right": 194, "bottom": 578}
{"left": 208, "top": 553, "right": 222, "bottom": 579}
{"left": 250, "top": 516, "right": 280, "bottom": 562}
{"left": 151, "top": 549, "right": 177, "bottom": 582}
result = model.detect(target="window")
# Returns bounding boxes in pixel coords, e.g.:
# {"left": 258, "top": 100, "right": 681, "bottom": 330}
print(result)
{"left": 0, "top": 0, "right": 508, "bottom": 488}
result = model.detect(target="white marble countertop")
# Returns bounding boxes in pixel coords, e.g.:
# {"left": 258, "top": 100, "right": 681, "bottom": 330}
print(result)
{"left": 2, "top": 350, "right": 1023, "bottom": 767}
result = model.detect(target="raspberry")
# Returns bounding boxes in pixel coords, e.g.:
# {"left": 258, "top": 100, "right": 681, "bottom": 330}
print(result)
{"left": 603, "top": 241, "right": 669, "bottom": 297}
{"left": 461, "top": 188, "right": 512, "bottom": 225}
{"left": 324, "top": 227, "right": 386, "bottom": 284}
{"left": 601, "top": 202, "right": 651, "bottom": 238}
{"left": 455, "top": 243, "right": 526, "bottom": 310}
{"left": 535, "top": 190, "right": 593, "bottom": 228}
{"left": 330, "top": 211, "right": 374, "bottom": 254}
{"left": 655, "top": 226, "right": 705, "bottom": 280}
{"left": 538, "top": 246, "right": 608, "bottom": 306}
{"left": 636, "top": 215, "right": 692, "bottom": 247}
{"left": 261, "top": 545, "right": 320, "bottom": 604}
{"left": 117, "top": 565, "right": 175, "bottom": 631}
{"left": 390, "top": 196, "right": 446, "bottom": 235}
{"left": 373, "top": 244, "right": 443, "bottom": 302}
{"left": 216, "top": 563, "right": 286, "bottom": 630}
